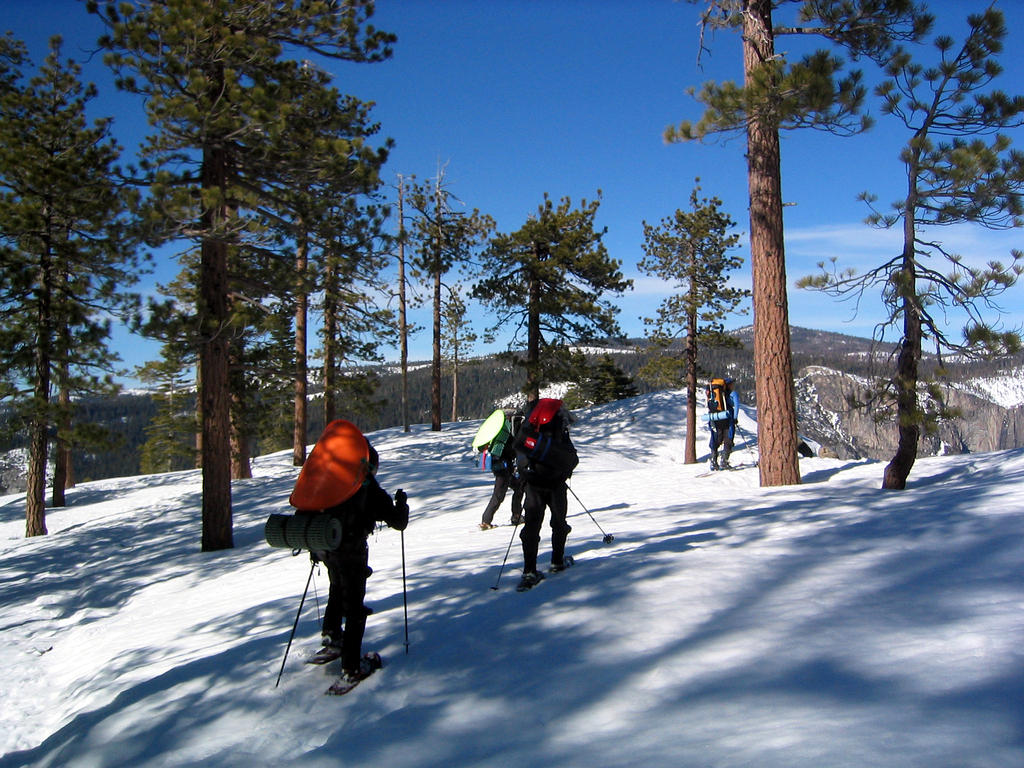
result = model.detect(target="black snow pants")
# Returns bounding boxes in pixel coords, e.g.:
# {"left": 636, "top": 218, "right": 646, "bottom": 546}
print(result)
{"left": 481, "top": 468, "right": 524, "bottom": 526}
{"left": 520, "top": 482, "right": 571, "bottom": 574}
{"left": 323, "top": 539, "right": 370, "bottom": 672}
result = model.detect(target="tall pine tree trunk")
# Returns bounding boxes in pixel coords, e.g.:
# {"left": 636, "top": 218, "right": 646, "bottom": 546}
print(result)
{"left": 199, "top": 141, "right": 233, "bottom": 551}
{"left": 883, "top": 196, "right": 922, "bottom": 490}
{"left": 26, "top": 375, "right": 50, "bottom": 537}
{"left": 25, "top": 401, "right": 49, "bottom": 538}
{"left": 431, "top": 267, "right": 442, "bottom": 430}
{"left": 323, "top": 255, "right": 338, "bottom": 426}
{"left": 525, "top": 245, "right": 543, "bottom": 403}
{"left": 744, "top": 0, "right": 800, "bottom": 487}
{"left": 293, "top": 234, "right": 308, "bottom": 466}
{"left": 26, "top": 245, "right": 53, "bottom": 537}
{"left": 397, "top": 175, "right": 410, "bottom": 432}
{"left": 684, "top": 277, "right": 699, "bottom": 464}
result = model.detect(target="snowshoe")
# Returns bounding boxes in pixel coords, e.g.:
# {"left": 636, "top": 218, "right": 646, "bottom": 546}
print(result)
{"left": 308, "top": 645, "right": 343, "bottom": 665}
{"left": 550, "top": 555, "right": 575, "bottom": 573}
{"left": 516, "top": 570, "right": 545, "bottom": 592}
{"left": 326, "top": 652, "right": 382, "bottom": 696}
{"left": 308, "top": 632, "right": 344, "bottom": 664}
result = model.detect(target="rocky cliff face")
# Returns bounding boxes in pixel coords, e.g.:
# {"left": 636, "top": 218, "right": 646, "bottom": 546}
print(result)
{"left": 795, "top": 365, "right": 1024, "bottom": 460}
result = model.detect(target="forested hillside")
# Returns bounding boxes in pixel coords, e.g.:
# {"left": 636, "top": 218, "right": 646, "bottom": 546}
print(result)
{"left": 2, "top": 327, "right": 1022, "bottom": 495}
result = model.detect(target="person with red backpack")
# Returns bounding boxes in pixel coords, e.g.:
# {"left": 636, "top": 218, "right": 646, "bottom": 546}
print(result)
{"left": 706, "top": 376, "right": 741, "bottom": 470}
{"left": 511, "top": 398, "right": 579, "bottom": 591}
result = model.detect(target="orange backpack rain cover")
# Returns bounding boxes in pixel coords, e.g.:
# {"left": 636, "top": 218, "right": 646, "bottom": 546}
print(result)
{"left": 289, "top": 419, "right": 371, "bottom": 511}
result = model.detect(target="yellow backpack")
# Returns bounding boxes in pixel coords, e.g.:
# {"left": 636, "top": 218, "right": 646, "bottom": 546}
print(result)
{"left": 706, "top": 378, "right": 727, "bottom": 414}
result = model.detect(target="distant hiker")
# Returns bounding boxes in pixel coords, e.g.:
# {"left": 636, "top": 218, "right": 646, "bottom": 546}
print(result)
{"left": 706, "top": 376, "right": 740, "bottom": 470}
{"left": 291, "top": 422, "right": 409, "bottom": 687}
{"left": 512, "top": 398, "right": 579, "bottom": 591}
{"left": 478, "top": 409, "right": 525, "bottom": 530}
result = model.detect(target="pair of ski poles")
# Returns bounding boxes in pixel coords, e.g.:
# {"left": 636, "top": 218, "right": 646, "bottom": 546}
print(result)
{"left": 489, "top": 485, "right": 614, "bottom": 590}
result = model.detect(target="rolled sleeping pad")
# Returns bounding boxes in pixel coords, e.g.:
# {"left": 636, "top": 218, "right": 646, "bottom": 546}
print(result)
{"left": 264, "top": 512, "right": 342, "bottom": 551}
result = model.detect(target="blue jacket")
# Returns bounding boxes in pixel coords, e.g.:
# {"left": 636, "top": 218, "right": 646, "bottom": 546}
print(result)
{"left": 707, "top": 389, "right": 740, "bottom": 423}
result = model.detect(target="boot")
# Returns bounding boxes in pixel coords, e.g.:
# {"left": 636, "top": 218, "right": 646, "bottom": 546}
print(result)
{"left": 516, "top": 570, "right": 545, "bottom": 592}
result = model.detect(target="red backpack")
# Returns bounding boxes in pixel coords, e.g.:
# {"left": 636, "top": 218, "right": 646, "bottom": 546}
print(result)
{"left": 515, "top": 398, "right": 578, "bottom": 483}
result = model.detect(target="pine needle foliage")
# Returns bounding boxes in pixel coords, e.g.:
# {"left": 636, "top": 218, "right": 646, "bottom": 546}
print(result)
{"left": 473, "top": 193, "right": 632, "bottom": 401}
{"left": 638, "top": 182, "right": 747, "bottom": 463}
{"left": 668, "top": 0, "right": 932, "bottom": 487}
{"left": 798, "top": 7, "right": 1024, "bottom": 489}
{"left": 0, "top": 36, "right": 143, "bottom": 536}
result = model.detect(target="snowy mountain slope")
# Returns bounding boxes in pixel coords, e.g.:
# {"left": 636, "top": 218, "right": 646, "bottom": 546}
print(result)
{"left": 955, "top": 369, "right": 1024, "bottom": 409}
{"left": 2, "top": 391, "right": 1023, "bottom": 768}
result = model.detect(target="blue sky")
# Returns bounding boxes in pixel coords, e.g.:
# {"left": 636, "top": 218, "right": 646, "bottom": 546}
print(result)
{"left": 4, "top": 0, "right": 1024, "bottom": 376}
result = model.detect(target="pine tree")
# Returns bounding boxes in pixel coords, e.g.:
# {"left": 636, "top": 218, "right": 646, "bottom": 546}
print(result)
{"left": 406, "top": 172, "right": 493, "bottom": 430}
{"left": 799, "top": 8, "right": 1024, "bottom": 489}
{"left": 136, "top": 346, "right": 197, "bottom": 475}
{"left": 638, "top": 182, "right": 746, "bottom": 463}
{"left": 473, "top": 193, "right": 632, "bottom": 401}
{"left": 0, "top": 36, "right": 142, "bottom": 537}
{"left": 318, "top": 200, "right": 395, "bottom": 426}
{"left": 441, "top": 283, "right": 478, "bottom": 421}
{"left": 89, "top": 0, "right": 395, "bottom": 550}
{"left": 584, "top": 355, "right": 638, "bottom": 407}
{"left": 668, "top": 0, "right": 932, "bottom": 486}
{"left": 250, "top": 70, "right": 391, "bottom": 466}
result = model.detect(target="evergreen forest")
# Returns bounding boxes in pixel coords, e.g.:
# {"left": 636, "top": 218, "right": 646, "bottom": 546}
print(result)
{"left": 3, "top": 2, "right": 1023, "bottom": 543}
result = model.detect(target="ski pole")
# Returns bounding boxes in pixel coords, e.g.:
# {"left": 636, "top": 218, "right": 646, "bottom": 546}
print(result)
{"left": 275, "top": 560, "right": 316, "bottom": 688}
{"left": 489, "top": 520, "right": 520, "bottom": 591}
{"left": 312, "top": 566, "right": 322, "bottom": 625}
{"left": 567, "top": 485, "right": 614, "bottom": 544}
{"left": 734, "top": 422, "right": 759, "bottom": 465}
{"left": 401, "top": 529, "right": 410, "bottom": 654}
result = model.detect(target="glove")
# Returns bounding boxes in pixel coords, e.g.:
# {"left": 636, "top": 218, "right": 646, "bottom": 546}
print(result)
{"left": 394, "top": 489, "right": 408, "bottom": 515}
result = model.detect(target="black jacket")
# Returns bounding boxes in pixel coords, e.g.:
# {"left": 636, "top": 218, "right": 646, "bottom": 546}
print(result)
{"left": 327, "top": 475, "right": 408, "bottom": 547}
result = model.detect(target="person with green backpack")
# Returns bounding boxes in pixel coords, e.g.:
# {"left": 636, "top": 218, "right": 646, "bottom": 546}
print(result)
{"left": 478, "top": 409, "right": 525, "bottom": 530}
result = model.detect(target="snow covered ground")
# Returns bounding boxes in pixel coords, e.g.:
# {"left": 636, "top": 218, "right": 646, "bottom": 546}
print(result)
{"left": 2, "top": 390, "right": 1022, "bottom": 768}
